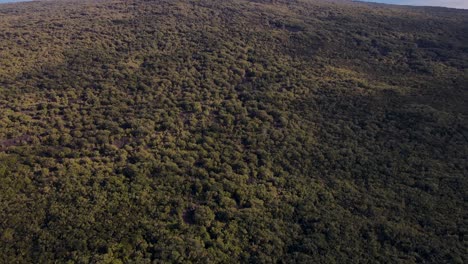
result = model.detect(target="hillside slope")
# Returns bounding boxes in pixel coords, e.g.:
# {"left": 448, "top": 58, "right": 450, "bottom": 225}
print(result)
{"left": 0, "top": 0, "right": 467, "bottom": 262}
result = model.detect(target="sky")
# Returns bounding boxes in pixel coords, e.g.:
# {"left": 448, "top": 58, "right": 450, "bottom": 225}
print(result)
{"left": 0, "top": 0, "right": 32, "bottom": 3}
{"left": 364, "top": 0, "right": 468, "bottom": 9}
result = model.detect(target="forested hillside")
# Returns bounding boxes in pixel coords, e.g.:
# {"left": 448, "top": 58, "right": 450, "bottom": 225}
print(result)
{"left": 0, "top": 0, "right": 467, "bottom": 262}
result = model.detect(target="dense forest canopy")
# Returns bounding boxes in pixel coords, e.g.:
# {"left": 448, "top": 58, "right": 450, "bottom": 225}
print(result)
{"left": 0, "top": 0, "right": 467, "bottom": 263}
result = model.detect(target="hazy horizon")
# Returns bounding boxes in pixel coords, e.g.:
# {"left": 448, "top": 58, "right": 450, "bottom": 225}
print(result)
{"left": 363, "top": 0, "right": 468, "bottom": 9}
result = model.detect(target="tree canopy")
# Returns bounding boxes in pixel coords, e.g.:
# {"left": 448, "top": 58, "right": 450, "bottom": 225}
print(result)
{"left": 0, "top": 0, "right": 467, "bottom": 263}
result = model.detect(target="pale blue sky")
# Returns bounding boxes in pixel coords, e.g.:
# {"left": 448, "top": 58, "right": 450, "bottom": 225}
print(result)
{"left": 364, "top": 0, "right": 468, "bottom": 9}
{"left": 0, "top": 0, "right": 32, "bottom": 3}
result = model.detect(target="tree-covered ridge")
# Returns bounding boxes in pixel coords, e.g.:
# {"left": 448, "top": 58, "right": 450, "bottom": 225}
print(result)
{"left": 0, "top": 0, "right": 467, "bottom": 263}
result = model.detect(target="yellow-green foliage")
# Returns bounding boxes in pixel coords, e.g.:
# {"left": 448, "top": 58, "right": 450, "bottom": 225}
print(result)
{"left": 0, "top": 0, "right": 467, "bottom": 263}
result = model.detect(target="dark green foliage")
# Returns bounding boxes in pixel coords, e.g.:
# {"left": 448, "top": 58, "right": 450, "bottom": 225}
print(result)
{"left": 0, "top": 0, "right": 467, "bottom": 263}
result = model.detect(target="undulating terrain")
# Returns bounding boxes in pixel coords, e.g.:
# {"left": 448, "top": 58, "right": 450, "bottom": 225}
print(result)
{"left": 0, "top": 0, "right": 467, "bottom": 262}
